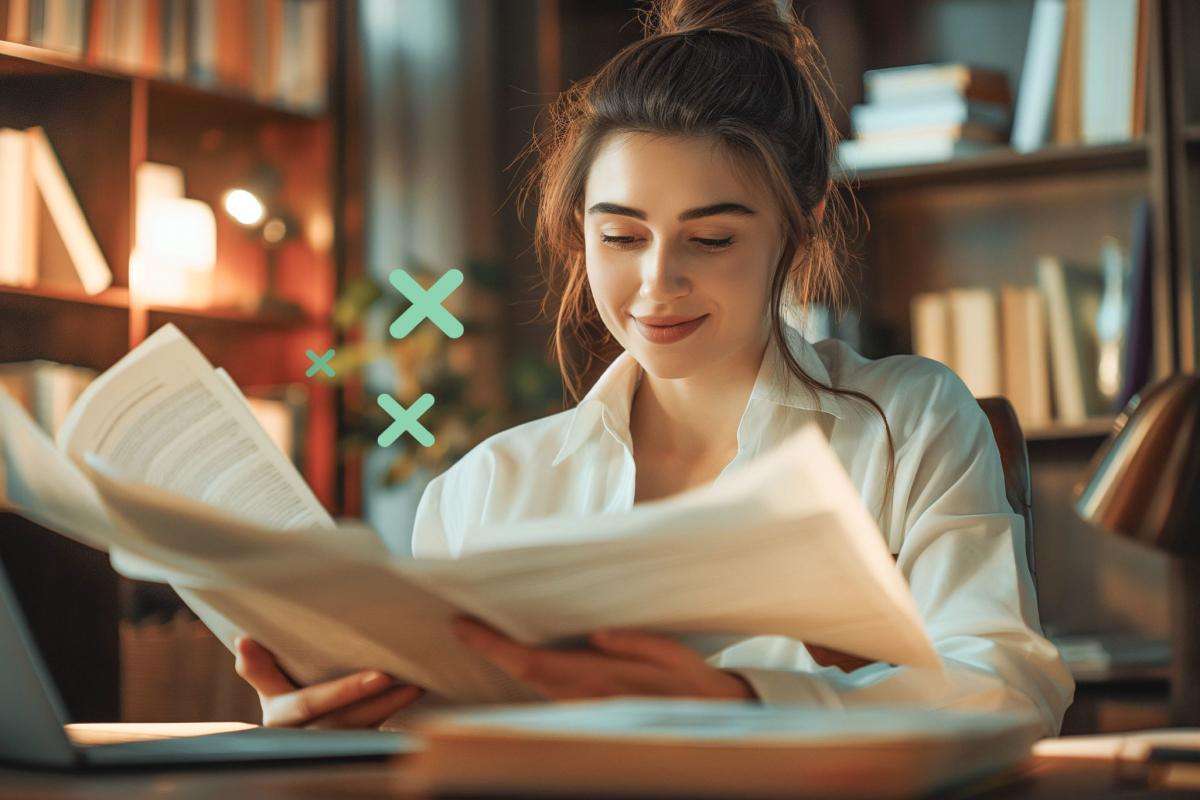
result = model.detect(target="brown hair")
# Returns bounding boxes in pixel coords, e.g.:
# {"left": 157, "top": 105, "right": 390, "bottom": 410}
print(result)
{"left": 518, "top": 0, "right": 895, "bottom": 510}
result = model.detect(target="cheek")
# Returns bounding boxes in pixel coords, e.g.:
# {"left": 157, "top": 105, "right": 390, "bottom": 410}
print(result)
{"left": 584, "top": 249, "right": 636, "bottom": 314}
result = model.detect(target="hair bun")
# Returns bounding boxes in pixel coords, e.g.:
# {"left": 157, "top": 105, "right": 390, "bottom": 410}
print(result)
{"left": 644, "top": 0, "right": 799, "bottom": 59}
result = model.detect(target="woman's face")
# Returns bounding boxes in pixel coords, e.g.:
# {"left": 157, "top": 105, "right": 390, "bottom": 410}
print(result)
{"left": 582, "top": 132, "right": 783, "bottom": 381}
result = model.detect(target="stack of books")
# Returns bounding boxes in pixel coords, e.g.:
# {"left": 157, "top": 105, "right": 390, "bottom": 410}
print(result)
{"left": 838, "top": 64, "right": 1012, "bottom": 172}
{"left": 908, "top": 204, "right": 1153, "bottom": 429}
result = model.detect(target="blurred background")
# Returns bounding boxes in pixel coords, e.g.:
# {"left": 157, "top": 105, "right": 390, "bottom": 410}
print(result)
{"left": 0, "top": 0, "right": 1196, "bottom": 737}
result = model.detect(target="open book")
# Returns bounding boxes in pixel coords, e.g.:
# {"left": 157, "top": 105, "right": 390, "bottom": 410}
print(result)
{"left": 0, "top": 325, "right": 941, "bottom": 705}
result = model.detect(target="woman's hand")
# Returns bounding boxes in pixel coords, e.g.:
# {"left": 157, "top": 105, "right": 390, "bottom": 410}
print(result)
{"left": 452, "top": 617, "right": 757, "bottom": 701}
{"left": 233, "top": 636, "right": 424, "bottom": 728}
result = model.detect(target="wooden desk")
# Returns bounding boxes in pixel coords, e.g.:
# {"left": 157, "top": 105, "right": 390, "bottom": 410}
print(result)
{"left": 0, "top": 756, "right": 1194, "bottom": 799}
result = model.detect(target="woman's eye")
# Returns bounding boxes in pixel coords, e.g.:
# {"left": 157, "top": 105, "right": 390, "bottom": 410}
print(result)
{"left": 598, "top": 234, "right": 734, "bottom": 251}
{"left": 600, "top": 234, "right": 638, "bottom": 248}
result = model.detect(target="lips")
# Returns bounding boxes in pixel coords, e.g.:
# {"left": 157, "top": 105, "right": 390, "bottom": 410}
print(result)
{"left": 633, "top": 313, "right": 709, "bottom": 344}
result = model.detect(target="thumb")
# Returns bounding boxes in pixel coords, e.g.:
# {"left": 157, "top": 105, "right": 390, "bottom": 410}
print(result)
{"left": 234, "top": 636, "right": 297, "bottom": 696}
{"left": 589, "top": 630, "right": 702, "bottom": 669}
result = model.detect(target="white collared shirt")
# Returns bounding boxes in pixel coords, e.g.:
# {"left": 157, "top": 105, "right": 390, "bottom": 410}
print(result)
{"left": 411, "top": 326, "right": 1075, "bottom": 735}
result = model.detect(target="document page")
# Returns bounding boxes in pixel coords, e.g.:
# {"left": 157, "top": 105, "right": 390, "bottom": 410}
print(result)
{"left": 82, "top": 423, "right": 940, "bottom": 706}
{"left": 57, "top": 324, "right": 332, "bottom": 530}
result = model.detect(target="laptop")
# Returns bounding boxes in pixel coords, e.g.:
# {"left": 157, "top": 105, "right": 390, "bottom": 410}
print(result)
{"left": 0, "top": 559, "right": 419, "bottom": 769}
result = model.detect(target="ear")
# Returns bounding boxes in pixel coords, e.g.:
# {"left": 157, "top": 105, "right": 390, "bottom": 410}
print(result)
{"left": 813, "top": 197, "right": 827, "bottom": 226}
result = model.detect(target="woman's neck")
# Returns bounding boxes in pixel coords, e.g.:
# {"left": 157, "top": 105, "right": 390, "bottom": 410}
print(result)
{"left": 629, "top": 336, "right": 769, "bottom": 459}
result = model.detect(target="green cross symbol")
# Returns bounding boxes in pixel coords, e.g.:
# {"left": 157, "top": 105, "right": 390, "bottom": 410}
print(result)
{"left": 388, "top": 268, "right": 464, "bottom": 339}
{"left": 305, "top": 348, "right": 336, "bottom": 378}
{"left": 377, "top": 393, "right": 436, "bottom": 447}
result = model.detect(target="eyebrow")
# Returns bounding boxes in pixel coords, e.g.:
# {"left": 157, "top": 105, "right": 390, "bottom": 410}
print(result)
{"left": 585, "top": 201, "right": 757, "bottom": 222}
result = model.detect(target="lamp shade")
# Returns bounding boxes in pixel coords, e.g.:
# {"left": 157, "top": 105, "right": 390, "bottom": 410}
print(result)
{"left": 1074, "top": 374, "right": 1200, "bottom": 556}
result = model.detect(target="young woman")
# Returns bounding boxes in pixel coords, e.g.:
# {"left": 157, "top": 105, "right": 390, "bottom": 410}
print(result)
{"left": 235, "top": 0, "right": 1074, "bottom": 735}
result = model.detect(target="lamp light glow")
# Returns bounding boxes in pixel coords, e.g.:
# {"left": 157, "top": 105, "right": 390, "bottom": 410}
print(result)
{"left": 223, "top": 188, "right": 266, "bottom": 227}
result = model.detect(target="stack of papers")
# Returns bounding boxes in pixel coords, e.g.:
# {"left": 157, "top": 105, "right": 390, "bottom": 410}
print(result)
{"left": 1, "top": 324, "right": 941, "bottom": 705}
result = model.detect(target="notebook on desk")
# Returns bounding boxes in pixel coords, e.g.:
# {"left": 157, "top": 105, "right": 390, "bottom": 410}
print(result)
{"left": 0, "top": 557, "right": 417, "bottom": 770}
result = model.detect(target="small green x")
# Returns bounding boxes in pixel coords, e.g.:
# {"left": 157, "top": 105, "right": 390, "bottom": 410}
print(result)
{"left": 305, "top": 348, "right": 336, "bottom": 378}
{"left": 377, "top": 393, "right": 436, "bottom": 447}
{"left": 388, "top": 268, "right": 464, "bottom": 339}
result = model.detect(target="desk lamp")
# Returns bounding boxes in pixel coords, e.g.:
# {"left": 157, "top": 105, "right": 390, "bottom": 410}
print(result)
{"left": 221, "top": 164, "right": 299, "bottom": 315}
{"left": 1075, "top": 374, "right": 1200, "bottom": 726}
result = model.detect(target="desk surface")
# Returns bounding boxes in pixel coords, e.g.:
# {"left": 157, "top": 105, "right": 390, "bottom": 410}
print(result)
{"left": 0, "top": 756, "right": 1196, "bottom": 799}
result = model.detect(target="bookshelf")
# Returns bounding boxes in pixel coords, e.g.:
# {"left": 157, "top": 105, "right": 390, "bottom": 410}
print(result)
{"left": 0, "top": 4, "right": 346, "bottom": 508}
{"left": 0, "top": 0, "right": 355, "bottom": 721}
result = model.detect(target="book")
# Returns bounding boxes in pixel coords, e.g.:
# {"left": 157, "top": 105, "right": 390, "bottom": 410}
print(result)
{"left": 946, "top": 288, "right": 1003, "bottom": 398}
{"left": 0, "top": 127, "right": 38, "bottom": 288}
{"left": 0, "top": 324, "right": 941, "bottom": 705}
{"left": 1081, "top": 0, "right": 1140, "bottom": 143}
{"left": 856, "top": 122, "right": 1006, "bottom": 144}
{"left": 863, "top": 63, "right": 1012, "bottom": 106}
{"left": 1037, "top": 255, "right": 1105, "bottom": 423}
{"left": 837, "top": 138, "right": 996, "bottom": 172}
{"left": 402, "top": 699, "right": 1043, "bottom": 799}
{"left": 910, "top": 292, "right": 952, "bottom": 368}
{"left": 27, "top": 126, "right": 114, "bottom": 295}
{"left": 1053, "top": 0, "right": 1083, "bottom": 145}
{"left": 850, "top": 99, "right": 1011, "bottom": 136}
{"left": 1119, "top": 200, "right": 1153, "bottom": 408}
{"left": 39, "top": 0, "right": 85, "bottom": 56}
{"left": 1011, "top": 0, "right": 1067, "bottom": 153}
{"left": 1131, "top": 0, "right": 1150, "bottom": 138}
{"left": 4, "top": 0, "right": 31, "bottom": 42}
{"left": 1000, "top": 285, "right": 1052, "bottom": 428}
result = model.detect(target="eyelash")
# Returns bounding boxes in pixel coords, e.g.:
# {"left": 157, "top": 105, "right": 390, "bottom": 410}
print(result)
{"left": 599, "top": 234, "right": 734, "bottom": 251}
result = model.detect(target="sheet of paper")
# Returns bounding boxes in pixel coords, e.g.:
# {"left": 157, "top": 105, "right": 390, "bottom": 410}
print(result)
{"left": 57, "top": 324, "right": 332, "bottom": 531}
{"left": 83, "top": 457, "right": 539, "bottom": 704}
{"left": 83, "top": 421, "right": 939, "bottom": 706}
{"left": 406, "top": 425, "right": 940, "bottom": 670}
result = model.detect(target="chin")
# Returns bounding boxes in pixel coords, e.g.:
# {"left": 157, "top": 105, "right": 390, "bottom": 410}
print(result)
{"left": 627, "top": 344, "right": 707, "bottom": 380}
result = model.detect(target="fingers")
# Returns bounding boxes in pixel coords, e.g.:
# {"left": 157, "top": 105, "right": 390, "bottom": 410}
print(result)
{"left": 304, "top": 685, "right": 423, "bottom": 730}
{"left": 454, "top": 618, "right": 669, "bottom": 700}
{"left": 264, "top": 670, "right": 396, "bottom": 728}
{"left": 589, "top": 630, "right": 704, "bottom": 670}
{"left": 233, "top": 636, "right": 296, "bottom": 697}
{"left": 452, "top": 618, "right": 550, "bottom": 681}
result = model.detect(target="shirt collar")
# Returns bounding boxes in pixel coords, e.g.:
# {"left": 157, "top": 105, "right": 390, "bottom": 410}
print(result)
{"left": 551, "top": 325, "right": 845, "bottom": 467}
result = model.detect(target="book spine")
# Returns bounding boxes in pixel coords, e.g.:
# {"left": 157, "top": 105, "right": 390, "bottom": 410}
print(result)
{"left": 851, "top": 99, "right": 1011, "bottom": 135}
{"left": 0, "top": 128, "right": 39, "bottom": 288}
{"left": 1011, "top": 0, "right": 1066, "bottom": 153}
{"left": 1080, "top": 0, "right": 1139, "bottom": 143}
{"left": 27, "top": 127, "right": 113, "bottom": 295}
{"left": 946, "top": 288, "right": 1002, "bottom": 398}
{"left": 910, "top": 292, "right": 953, "bottom": 369}
{"left": 1037, "top": 256, "right": 1086, "bottom": 423}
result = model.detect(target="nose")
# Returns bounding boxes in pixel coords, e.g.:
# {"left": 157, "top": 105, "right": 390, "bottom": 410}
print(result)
{"left": 639, "top": 242, "right": 691, "bottom": 302}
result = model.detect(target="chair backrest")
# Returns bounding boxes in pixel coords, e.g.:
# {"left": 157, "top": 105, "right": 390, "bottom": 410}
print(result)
{"left": 976, "top": 397, "right": 1035, "bottom": 584}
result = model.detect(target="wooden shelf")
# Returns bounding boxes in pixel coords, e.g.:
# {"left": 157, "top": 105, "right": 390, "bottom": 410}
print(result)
{"left": 0, "top": 39, "right": 324, "bottom": 122}
{"left": 835, "top": 141, "right": 1149, "bottom": 190}
{"left": 144, "top": 302, "right": 322, "bottom": 329}
{"left": 1024, "top": 417, "right": 1117, "bottom": 442}
{"left": 0, "top": 284, "right": 130, "bottom": 309}
{"left": 0, "top": 286, "right": 323, "bottom": 328}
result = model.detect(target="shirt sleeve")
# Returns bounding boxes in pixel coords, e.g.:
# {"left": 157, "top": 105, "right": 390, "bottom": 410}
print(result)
{"left": 719, "top": 369, "right": 1075, "bottom": 737}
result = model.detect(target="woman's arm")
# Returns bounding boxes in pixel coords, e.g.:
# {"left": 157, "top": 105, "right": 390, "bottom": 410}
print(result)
{"left": 719, "top": 375, "right": 1075, "bottom": 737}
